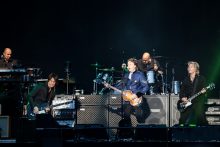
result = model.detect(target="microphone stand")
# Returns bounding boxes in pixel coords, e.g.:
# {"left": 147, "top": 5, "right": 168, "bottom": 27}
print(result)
{"left": 161, "top": 73, "right": 165, "bottom": 94}
{"left": 93, "top": 62, "right": 98, "bottom": 95}
{"left": 165, "top": 62, "right": 168, "bottom": 94}
{"left": 65, "top": 61, "right": 71, "bottom": 95}
{"left": 171, "top": 68, "right": 175, "bottom": 94}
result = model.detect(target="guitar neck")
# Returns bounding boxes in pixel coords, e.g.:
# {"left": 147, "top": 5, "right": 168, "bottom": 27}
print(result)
{"left": 189, "top": 86, "right": 209, "bottom": 101}
{"left": 189, "top": 91, "right": 202, "bottom": 101}
{"left": 108, "top": 85, "right": 122, "bottom": 93}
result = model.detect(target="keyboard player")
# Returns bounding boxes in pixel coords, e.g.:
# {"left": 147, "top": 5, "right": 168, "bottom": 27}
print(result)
{"left": 0, "top": 47, "right": 19, "bottom": 69}
{"left": 0, "top": 47, "right": 23, "bottom": 112}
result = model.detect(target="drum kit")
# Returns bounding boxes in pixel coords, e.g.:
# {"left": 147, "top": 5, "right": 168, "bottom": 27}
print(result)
{"left": 91, "top": 62, "right": 123, "bottom": 95}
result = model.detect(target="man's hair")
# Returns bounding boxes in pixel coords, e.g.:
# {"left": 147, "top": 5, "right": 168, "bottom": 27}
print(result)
{"left": 127, "top": 58, "right": 138, "bottom": 66}
{"left": 188, "top": 61, "right": 200, "bottom": 75}
{"left": 48, "top": 73, "right": 59, "bottom": 83}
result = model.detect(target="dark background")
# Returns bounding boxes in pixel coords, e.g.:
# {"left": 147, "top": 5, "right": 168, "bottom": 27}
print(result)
{"left": 0, "top": 0, "right": 219, "bottom": 97}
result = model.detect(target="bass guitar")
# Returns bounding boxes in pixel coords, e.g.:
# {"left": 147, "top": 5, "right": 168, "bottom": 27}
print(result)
{"left": 177, "top": 82, "right": 215, "bottom": 112}
{"left": 103, "top": 81, "right": 142, "bottom": 106}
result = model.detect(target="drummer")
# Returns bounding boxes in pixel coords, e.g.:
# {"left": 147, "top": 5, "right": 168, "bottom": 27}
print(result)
{"left": 137, "top": 52, "right": 163, "bottom": 94}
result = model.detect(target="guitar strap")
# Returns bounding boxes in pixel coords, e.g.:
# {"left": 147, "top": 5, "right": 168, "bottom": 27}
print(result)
{"left": 192, "top": 76, "right": 199, "bottom": 96}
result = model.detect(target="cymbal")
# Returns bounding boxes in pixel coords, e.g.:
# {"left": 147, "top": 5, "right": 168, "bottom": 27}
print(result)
{"left": 98, "top": 68, "right": 115, "bottom": 72}
{"left": 152, "top": 56, "right": 164, "bottom": 59}
{"left": 63, "top": 78, "right": 75, "bottom": 84}
{"left": 91, "top": 63, "right": 101, "bottom": 67}
{"left": 36, "top": 78, "right": 64, "bottom": 82}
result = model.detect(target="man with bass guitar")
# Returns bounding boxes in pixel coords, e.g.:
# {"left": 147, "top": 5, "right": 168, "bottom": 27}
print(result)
{"left": 178, "top": 61, "right": 209, "bottom": 126}
{"left": 105, "top": 58, "right": 150, "bottom": 124}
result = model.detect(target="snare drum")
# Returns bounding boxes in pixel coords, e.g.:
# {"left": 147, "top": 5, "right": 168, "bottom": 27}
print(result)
{"left": 146, "top": 71, "right": 155, "bottom": 84}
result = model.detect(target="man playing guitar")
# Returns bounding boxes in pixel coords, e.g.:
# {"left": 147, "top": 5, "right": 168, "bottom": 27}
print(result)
{"left": 26, "top": 73, "right": 58, "bottom": 120}
{"left": 105, "top": 58, "right": 149, "bottom": 124}
{"left": 178, "top": 61, "right": 208, "bottom": 126}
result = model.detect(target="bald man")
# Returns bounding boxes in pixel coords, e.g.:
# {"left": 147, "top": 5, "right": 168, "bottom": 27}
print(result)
{"left": 137, "top": 52, "right": 163, "bottom": 94}
{"left": 0, "top": 48, "right": 18, "bottom": 69}
{"left": 137, "top": 52, "right": 159, "bottom": 74}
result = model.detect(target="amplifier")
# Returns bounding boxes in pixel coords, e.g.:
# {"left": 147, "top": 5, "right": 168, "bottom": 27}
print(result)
{"left": 76, "top": 95, "right": 107, "bottom": 105}
{"left": 52, "top": 99, "right": 75, "bottom": 109}
{"left": 108, "top": 94, "right": 122, "bottom": 104}
{"left": 206, "top": 98, "right": 220, "bottom": 105}
{"left": 207, "top": 122, "right": 220, "bottom": 125}
{"left": 205, "top": 106, "right": 220, "bottom": 115}
{"left": 54, "top": 94, "right": 74, "bottom": 100}
{"left": 206, "top": 116, "right": 220, "bottom": 122}
{"left": 53, "top": 109, "right": 76, "bottom": 119}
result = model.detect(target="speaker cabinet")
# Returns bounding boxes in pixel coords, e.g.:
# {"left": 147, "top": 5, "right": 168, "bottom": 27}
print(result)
{"left": 170, "top": 94, "right": 180, "bottom": 127}
{"left": 108, "top": 105, "right": 123, "bottom": 128}
{"left": 108, "top": 94, "right": 122, "bottom": 105}
{"left": 76, "top": 95, "right": 107, "bottom": 105}
{"left": 109, "top": 95, "right": 169, "bottom": 127}
{"left": 0, "top": 116, "right": 10, "bottom": 138}
{"left": 143, "top": 95, "right": 169, "bottom": 126}
{"left": 76, "top": 105, "right": 108, "bottom": 127}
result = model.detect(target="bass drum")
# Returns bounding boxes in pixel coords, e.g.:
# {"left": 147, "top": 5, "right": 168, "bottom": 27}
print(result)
{"left": 146, "top": 71, "right": 155, "bottom": 84}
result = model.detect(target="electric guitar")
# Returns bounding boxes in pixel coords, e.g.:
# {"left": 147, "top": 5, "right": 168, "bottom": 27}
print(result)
{"left": 103, "top": 81, "right": 142, "bottom": 106}
{"left": 27, "top": 100, "right": 74, "bottom": 120}
{"left": 177, "top": 82, "right": 215, "bottom": 112}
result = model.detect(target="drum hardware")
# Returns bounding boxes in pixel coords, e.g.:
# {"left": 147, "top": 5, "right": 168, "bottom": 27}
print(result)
{"left": 91, "top": 62, "right": 101, "bottom": 95}
{"left": 65, "top": 61, "right": 71, "bottom": 95}
{"left": 164, "top": 62, "right": 169, "bottom": 94}
{"left": 146, "top": 70, "right": 155, "bottom": 84}
{"left": 98, "top": 67, "right": 115, "bottom": 72}
{"left": 93, "top": 72, "right": 113, "bottom": 95}
{"left": 75, "top": 89, "right": 84, "bottom": 95}
{"left": 172, "top": 81, "right": 180, "bottom": 95}
{"left": 170, "top": 68, "right": 180, "bottom": 95}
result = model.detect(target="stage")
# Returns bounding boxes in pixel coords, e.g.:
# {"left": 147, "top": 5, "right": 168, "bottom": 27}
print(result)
{"left": 1, "top": 124, "right": 220, "bottom": 147}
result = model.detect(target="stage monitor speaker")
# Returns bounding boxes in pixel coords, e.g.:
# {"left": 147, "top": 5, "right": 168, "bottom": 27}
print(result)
{"left": 36, "top": 114, "right": 59, "bottom": 128}
{"left": 16, "top": 117, "right": 36, "bottom": 143}
{"left": 0, "top": 116, "right": 10, "bottom": 138}
{"left": 171, "top": 125, "right": 220, "bottom": 142}
{"left": 75, "top": 124, "right": 108, "bottom": 141}
{"left": 76, "top": 95, "right": 107, "bottom": 105}
{"left": 76, "top": 105, "right": 108, "bottom": 127}
{"left": 134, "top": 124, "right": 169, "bottom": 141}
{"left": 143, "top": 95, "right": 169, "bottom": 126}
{"left": 170, "top": 94, "right": 180, "bottom": 127}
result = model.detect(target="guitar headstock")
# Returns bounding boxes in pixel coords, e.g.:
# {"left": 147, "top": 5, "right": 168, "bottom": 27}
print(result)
{"left": 207, "top": 82, "right": 215, "bottom": 90}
